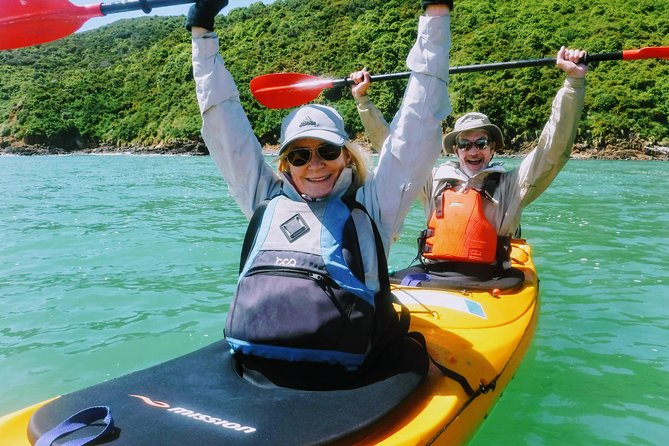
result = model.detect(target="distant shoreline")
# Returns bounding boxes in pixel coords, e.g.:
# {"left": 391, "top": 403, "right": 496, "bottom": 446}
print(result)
{"left": 2, "top": 139, "right": 668, "bottom": 160}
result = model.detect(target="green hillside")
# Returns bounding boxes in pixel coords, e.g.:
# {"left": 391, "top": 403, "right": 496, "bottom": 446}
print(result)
{"left": 1, "top": 0, "right": 668, "bottom": 155}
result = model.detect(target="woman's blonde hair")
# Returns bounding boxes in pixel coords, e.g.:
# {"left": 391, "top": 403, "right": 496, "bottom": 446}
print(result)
{"left": 278, "top": 140, "right": 369, "bottom": 189}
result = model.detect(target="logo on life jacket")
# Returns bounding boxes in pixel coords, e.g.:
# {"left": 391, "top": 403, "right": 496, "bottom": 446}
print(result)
{"left": 275, "top": 257, "right": 297, "bottom": 266}
{"left": 422, "top": 188, "right": 498, "bottom": 263}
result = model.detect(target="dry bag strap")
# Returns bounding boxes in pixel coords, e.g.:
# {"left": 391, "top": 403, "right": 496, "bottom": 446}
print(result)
{"left": 35, "top": 405, "right": 114, "bottom": 446}
{"left": 342, "top": 198, "right": 391, "bottom": 295}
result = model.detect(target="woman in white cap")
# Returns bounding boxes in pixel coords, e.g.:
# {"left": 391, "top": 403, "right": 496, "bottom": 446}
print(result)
{"left": 187, "top": 1, "right": 453, "bottom": 376}
{"left": 355, "top": 46, "right": 588, "bottom": 273}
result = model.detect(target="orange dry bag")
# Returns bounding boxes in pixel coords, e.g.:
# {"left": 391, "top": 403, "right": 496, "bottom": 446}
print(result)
{"left": 422, "top": 189, "right": 498, "bottom": 263}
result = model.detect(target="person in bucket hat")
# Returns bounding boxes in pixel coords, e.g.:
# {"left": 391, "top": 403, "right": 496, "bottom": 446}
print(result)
{"left": 442, "top": 112, "right": 504, "bottom": 154}
{"left": 354, "top": 45, "right": 588, "bottom": 270}
{"left": 189, "top": 1, "right": 453, "bottom": 375}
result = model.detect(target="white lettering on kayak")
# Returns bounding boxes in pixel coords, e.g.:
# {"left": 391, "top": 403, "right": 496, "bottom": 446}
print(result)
{"left": 168, "top": 407, "right": 255, "bottom": 433}
{"left": 129, "top": 394, "right": 256, "bottom": 434}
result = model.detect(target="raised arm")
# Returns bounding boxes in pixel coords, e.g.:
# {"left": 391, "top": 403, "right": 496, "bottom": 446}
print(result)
{"left": 516, "top": 46, "right": 588, "bottom": 208}
{"left": 350, "top": 69, "right": 391, "bottom": 152}
{"left": 189, "top": 0, "right": 282, "bottom": 219}
{"left": 359, "top": 3, "right": 452, "bottom": 249}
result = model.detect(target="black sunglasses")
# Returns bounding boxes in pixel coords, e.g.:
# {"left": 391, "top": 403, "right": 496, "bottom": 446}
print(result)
{"left": 285, "top": 143, "right": 343, "bottom": 167}
{"left": 456, "top": 138, "right": 490, "bottom": 151}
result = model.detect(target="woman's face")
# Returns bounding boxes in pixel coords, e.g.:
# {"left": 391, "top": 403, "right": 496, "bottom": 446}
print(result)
{"left": 284, "top": 138, "right": 350, "bottom": 199}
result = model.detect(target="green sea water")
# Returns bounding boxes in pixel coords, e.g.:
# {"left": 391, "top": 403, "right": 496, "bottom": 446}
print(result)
{"left": 1, "top": 155, "right": 667, "bottom": 445}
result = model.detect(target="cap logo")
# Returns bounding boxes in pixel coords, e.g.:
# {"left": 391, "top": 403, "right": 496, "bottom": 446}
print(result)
{"left": 299, "top": 116, "right": 318, "bottom": 128}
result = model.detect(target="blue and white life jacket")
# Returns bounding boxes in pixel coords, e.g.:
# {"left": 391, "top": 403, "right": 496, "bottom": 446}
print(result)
{"left": 225, "top": 195, "right": 404, "bottom": 370}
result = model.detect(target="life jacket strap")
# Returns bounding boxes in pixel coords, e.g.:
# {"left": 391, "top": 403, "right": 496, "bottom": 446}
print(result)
{"left": 239, "top": 200, "right": 270, "bottom": 275}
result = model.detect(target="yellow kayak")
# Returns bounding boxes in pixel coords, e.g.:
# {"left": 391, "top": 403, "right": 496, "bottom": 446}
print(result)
{"left": 349, "top": 239, "right": 539, "bottom": 445}
{"left": 0, "top": 240, "right": 538, "bottom": 446}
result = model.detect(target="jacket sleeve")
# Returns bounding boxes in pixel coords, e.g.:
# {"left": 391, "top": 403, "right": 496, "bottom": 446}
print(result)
{"left": 515, "top": 76, "right": 586, "bottom": 207}
{"left": 192, "top": 33, "right": 281, "bottom": 219}
{"left": 360, "top": 14, "right": 451, "bottom": 252}
{"left": 355, "top": 95, "right": 390, "bottom": 152}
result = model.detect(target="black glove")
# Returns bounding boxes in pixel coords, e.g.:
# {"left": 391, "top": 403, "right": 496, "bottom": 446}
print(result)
{"left": 186, "top": 0, "right": 229, "bottom": 32}
{"left": 421, "top": 1, "right": 454, "bottom": 11}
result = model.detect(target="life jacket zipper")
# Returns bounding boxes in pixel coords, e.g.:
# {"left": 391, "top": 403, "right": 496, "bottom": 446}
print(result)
{"left": 245, "top": 266, "right": 349, "bottom": 318}
{"left": 246, "top": 266, "right": 339, "bottom": 287}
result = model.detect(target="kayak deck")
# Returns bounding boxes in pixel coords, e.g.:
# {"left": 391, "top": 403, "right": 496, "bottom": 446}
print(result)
{"left": 0, "top": 241, "right": 538, "bottom": 446}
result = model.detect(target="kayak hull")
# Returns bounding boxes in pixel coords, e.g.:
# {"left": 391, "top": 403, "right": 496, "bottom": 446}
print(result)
{"left": 0, "top": 241, "right": 539, "bottom": 446}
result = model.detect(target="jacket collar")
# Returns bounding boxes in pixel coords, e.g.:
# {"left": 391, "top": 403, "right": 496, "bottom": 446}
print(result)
{"left": 434, "top": 160, "right": 506, "bottom": 182}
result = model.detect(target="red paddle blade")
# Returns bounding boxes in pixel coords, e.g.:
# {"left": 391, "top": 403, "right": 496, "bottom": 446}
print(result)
{"left": 250, "top": 73, "right": 335, "bottom": 109}
{"left": 622, "top": 46, "right": 669, "bottom": 60}
{"left": 0, "top": 0, "right": 103, "bottom": 50}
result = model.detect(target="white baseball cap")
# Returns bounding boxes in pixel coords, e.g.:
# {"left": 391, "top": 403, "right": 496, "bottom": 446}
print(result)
{"left": 279, "top": 105, "right": 348, "bottom": 154}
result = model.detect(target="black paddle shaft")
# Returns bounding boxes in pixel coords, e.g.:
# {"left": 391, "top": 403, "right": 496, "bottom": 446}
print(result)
{"left": 334, "top": 51, "right": 622, "bottom": 86}
{"left": 449, "top": 51, "right": 622, "bottom": 73}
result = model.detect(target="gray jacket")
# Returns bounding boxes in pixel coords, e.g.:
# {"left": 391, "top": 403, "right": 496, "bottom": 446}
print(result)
{"left": 192, "top": 14, "right": 451, "bottom": 289}
{"left": 357, "top": 76, "right": 586, "bottom": 238}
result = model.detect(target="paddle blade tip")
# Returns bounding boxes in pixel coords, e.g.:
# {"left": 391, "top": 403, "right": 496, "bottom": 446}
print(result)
{"left": 622, "top": 46, "right": 669, "bottom": 61}
{"left": 0, "top": 2, "right": 103, "bottom": 51}
{"left": 250, "top": 73, "right": 334, "bottom": 109}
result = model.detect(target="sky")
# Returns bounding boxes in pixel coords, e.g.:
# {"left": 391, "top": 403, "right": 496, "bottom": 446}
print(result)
{"left": 75, "top": 0, "right": 275, "bottom": 32}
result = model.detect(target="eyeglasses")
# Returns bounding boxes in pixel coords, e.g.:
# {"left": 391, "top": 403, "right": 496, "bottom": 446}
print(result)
{"left": 284, "top": 143, "right": 343, "bottom": 167}
{"left": 456, "top": 138, "right": 490, "bottom": 151}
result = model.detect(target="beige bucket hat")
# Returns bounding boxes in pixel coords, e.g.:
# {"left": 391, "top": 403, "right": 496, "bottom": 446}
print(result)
{"left": 442, "top": 112, "right": 504, "bottom": 153}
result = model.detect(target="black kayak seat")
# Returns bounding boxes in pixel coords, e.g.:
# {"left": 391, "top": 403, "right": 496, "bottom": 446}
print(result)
{"left": 29, "top": 338, "right": 428, "bottom": 446}
{"left": 390, "top": 262, "right": 525, "bottom": 292}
